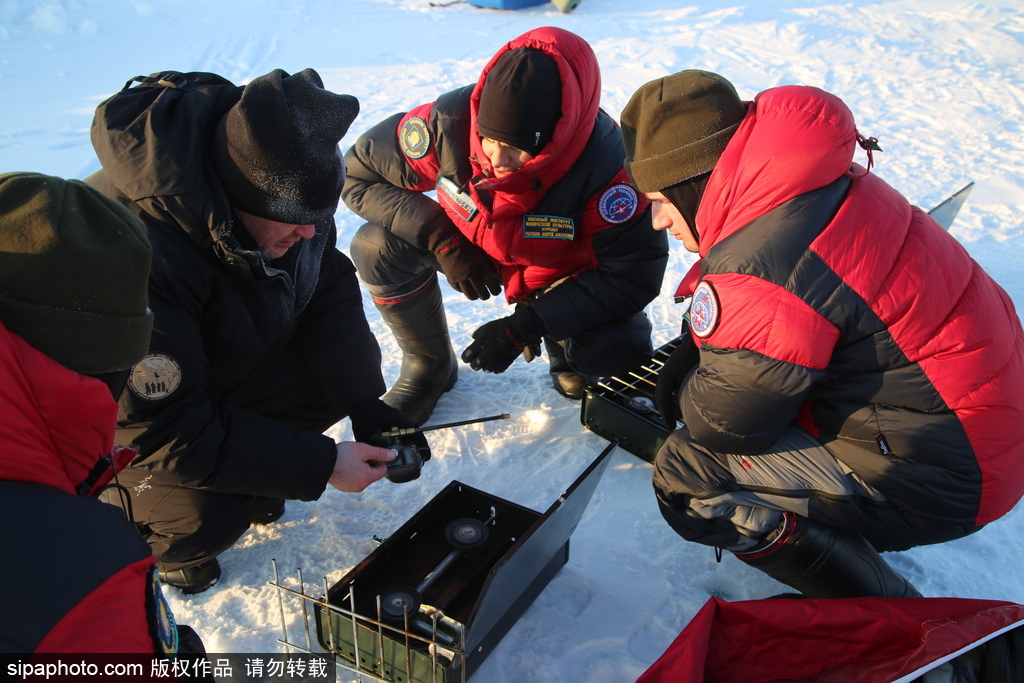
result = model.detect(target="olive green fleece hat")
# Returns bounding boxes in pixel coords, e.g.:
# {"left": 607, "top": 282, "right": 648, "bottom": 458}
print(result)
{"left": 621, "top": 70, "right": 747, "bottom": 193}
{"left": 0, "top": 172, "right": 153, "bottom": 374}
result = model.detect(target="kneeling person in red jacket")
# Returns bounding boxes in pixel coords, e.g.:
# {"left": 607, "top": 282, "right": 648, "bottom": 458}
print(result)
{"left": 621, "top": 71, "right": 1024, "bottom": 598}
{"left": 0, "top": 172, "right": 204, "bottom": 654}
{"left": 343, "top": 27, "right": 669, "bottom": 425}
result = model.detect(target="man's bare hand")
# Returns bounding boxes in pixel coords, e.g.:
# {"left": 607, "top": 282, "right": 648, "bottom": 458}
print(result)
{"left": 329, "top": 442, "right": 397, "bottom": 492}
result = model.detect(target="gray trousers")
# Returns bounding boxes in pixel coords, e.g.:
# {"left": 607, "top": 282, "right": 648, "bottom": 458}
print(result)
{"left": 653, "top": 425, "right": 980, "bottom": 553}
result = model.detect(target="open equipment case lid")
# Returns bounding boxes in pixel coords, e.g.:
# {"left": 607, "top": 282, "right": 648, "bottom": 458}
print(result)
{"left": 462, "top": 440, "right": 617, "bottom": 651}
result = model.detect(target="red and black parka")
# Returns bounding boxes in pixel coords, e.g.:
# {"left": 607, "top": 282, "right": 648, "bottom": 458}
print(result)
{"left": 676, "top": 85, "right": 1024, "bottom": 528}
{"left": 343, "top": 27, "right": 667, "bottom": 341}
{"left": 0, "top": 321, "right": 179, "bottom": 654}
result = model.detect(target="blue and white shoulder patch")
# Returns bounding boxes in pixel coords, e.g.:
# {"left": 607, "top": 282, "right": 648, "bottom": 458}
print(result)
{"left": 399, "top": 117, "right": 430, "bottom": 159}
{"left": 598, "top": 184, "right": 639, "bottom": 224}
{"left": 689, "top": 280, "right": 720, "bottom": 338}
{"left": 147, "top": 567, "right": 179, "bottom": 656}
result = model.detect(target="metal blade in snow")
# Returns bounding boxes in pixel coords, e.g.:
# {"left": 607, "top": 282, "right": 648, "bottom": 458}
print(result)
{"left": 928, "top": 182, "right": 974, "bottom": 231}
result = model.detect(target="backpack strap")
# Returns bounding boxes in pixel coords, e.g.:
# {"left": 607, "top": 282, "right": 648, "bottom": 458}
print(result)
{"left": 122, "top": 71, "right": 191, "bottom": 92}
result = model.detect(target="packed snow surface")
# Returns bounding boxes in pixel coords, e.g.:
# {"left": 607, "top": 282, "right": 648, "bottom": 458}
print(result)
{"left": 2, "top": 0, "right": 1023, "bottom": 680}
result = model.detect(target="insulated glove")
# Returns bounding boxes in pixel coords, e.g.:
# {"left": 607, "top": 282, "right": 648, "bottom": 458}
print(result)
{"left": 654, "top": 322, "right": 701, "bottom": 431}
{"left": 348, "top": 397, "right": 431, "bottom": 461}
{"left": 461, "top": 304, "right": 543, "bottom": 374}
{"left": 434, "top": 236, "right": 502, "bottom": 301}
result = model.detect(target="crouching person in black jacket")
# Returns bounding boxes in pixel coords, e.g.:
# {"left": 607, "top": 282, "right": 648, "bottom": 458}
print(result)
{"left": 87, "top": 68, "right": 427, "bottom": 594}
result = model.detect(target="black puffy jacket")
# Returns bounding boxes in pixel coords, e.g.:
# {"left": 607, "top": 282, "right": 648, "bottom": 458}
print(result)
{"left": 88, "top": 72, "right": 385, "bottom": 500}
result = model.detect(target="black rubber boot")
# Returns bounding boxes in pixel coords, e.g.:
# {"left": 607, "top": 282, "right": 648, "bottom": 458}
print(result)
{"left": 370, "top": 275, "right": 458, "bottom": 426}
{"left": 543, "top": 337, "right": 590, "bottom": 400}
{"left": 249, "top": 496, "right": 285, "bottom": 525}
{"left": 159, "top": 558, "right": 222, "bottom": 595}
{"left": 734, "top": 512, "right": 922, "bottom": 599}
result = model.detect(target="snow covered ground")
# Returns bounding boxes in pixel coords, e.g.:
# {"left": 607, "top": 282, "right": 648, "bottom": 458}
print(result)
{"left": 3, "top": 0, "right": 1024, "bottom": 680}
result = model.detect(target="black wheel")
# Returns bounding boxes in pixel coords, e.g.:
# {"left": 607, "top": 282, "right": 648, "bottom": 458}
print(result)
{"left": 444, "top": 518, "right": 489, "bottom": 549}
{"left": 379, "top": 585, "right": 422, "bottom": 624}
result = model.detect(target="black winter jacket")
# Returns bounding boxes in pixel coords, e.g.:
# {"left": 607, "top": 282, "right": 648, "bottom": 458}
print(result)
{"left": 87, "top": 72, "right": 385, "bottom": 500}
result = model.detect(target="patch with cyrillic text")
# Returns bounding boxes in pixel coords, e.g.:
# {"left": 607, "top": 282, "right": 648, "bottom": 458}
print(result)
{"left": 522, "top": 215, "right": 575, "bottom": 240}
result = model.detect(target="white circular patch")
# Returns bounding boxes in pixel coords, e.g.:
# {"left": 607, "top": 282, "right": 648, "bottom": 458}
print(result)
{"left": 128, "top": 353, "right": 182, "bottom": 400}
{"left": 689, "top": 280, "right": 720, "bottom": 338}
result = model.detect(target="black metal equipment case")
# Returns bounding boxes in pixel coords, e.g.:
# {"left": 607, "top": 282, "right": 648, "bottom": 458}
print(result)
{"left": 580, "top": 335, "right": 685, "bottom": 462}
{"left": 315, "top": 442, "right": 617, "bottom": 682}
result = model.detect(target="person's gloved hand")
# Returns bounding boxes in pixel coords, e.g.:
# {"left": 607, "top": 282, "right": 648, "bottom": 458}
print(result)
{"left": 654, "top": 323, "right": 701, "bottom": 431}
{"left": 347, "top": 397, "right": 431, "bottom": 461}
{"left": 434, "top": 236, "right": 502, "bottom": 301}
{"left": 461, "top": 304, "right": 543, "bottom": 374}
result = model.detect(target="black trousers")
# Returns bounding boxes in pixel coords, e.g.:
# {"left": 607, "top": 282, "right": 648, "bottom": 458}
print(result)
{"left": 350, "top": 221, "right": 654, "bottom": 377}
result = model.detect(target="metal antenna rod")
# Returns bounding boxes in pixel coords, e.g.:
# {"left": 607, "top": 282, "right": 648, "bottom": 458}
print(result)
{"left": 381, "top": 413, "right": 510, "bottom": 438}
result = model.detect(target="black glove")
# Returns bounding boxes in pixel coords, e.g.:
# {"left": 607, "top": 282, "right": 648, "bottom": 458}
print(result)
{"left": 461, "top": 304, "right": 543, "bottom": 374}
{"left": 434, "top": 236, "right": 502, "bottom": 301}
{"left": 347, "top": 397, "right": 431, "bottom": 461}
{"left": 654, "top": 324, "right": 701, "bottom": 431}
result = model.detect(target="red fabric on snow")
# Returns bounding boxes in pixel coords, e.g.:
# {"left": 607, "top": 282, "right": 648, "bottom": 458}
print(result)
{"left": 637, "top": 597, "right": 1024, "bottom": 683}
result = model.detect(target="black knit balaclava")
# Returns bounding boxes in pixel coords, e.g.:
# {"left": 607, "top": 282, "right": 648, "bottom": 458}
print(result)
{"left": 211, "top": 68, "right": 359, "bottom": 225}
{"left": 477, "top": 48, "right": 562, "bottom": 157}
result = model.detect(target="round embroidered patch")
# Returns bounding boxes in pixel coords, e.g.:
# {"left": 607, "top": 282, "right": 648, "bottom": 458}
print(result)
{"left": 128, "top": 353, "right": 182, "bottom": 400}
{"left": 597, "top": 184, "right": 639, "bottom": 224}
{"left": 689, "top": 280, "right": 720, "bottom": 338}
{"left": 399, "top": 116, "right": 430, "bottom": 159}
{"left": 147, "top": 567, "right": 179, "bottom": 656}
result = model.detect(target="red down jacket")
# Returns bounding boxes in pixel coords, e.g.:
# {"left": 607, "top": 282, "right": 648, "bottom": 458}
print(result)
{"left": 676, "top": 85, "right": 1024, "bottom": 527}
{"left": 0, "top": 320, "right": 172, "bottom": 654}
